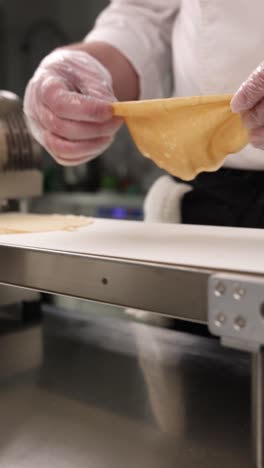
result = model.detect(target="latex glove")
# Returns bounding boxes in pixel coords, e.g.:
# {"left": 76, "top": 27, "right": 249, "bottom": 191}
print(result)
{"left": 231, "top": 62, "right": 264, "bottom": 150}
{"left": 24, "top": 49, "right": 122, "bottom": 165}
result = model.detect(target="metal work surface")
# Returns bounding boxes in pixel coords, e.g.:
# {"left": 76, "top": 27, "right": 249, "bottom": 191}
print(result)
{"left": 0, "top": 219, "right": 263, "bottom": 273}
{"left": 0, "top": 307, "right": 253, "bottom": 468}
{"left": 0, "top": 219, "right": 263, "bottom": 323}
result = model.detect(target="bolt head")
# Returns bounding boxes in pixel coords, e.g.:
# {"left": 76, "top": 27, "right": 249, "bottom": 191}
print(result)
{"left": 234, "top": 316, "right": 246, "bottom": 331}
{"left": 215, "top": 312, "right": 226, "bottom": 327}
{"left": 214, "top": 282, "right": 226, "bottom": 297}
{"left": 233, "top": 285, "right": 246, "bottom": 300}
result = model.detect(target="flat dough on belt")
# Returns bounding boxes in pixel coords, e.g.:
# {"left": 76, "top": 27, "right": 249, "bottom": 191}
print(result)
{"left": 0, "top": 213, "right": 92, "bottom": 234}
{"left": 112, "top": 94, "right": 249, "bottom": 181}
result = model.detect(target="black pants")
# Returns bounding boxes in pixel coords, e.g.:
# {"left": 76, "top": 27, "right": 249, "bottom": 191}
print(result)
{"left": 176, "top": 168, "right": 264, "bottom": 228}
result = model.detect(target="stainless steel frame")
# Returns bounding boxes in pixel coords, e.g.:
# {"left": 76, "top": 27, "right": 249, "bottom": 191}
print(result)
{"left": 0, "top": 241, "right": 263, "bottom": 467}
{"left": 0, "top": 244, "right": 210, "bottom": 322}
{"left": 253, "top": 350, "right": 264, "bottom": 468}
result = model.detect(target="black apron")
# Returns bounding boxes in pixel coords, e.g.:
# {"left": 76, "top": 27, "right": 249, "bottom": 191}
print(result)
{"left": 175, "top": 168, "right": 264, "bottom": 228}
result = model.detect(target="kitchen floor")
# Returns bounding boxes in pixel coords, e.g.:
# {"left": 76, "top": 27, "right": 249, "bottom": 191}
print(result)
{"left": 0, "top": 304, "right": 254, "bottom": 468}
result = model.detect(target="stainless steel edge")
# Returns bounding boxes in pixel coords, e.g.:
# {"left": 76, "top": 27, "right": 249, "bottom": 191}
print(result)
{"left": 0, "top": 244, "right": 210, "bottom": 322}
{"left": 252, "top": 349, "right": 264, "bottom": 468}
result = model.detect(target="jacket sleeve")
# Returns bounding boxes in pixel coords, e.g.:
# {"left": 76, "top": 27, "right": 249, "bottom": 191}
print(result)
{"left": 85, "top": 0, "right": 180, "bottom": 99}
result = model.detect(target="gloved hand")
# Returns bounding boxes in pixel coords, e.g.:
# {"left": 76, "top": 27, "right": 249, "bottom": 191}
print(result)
{"left": 231, "top": 62, "right": 264, "bottom": 150}
{"left": 24, "top": 49, "right": 122, "bottom": 165}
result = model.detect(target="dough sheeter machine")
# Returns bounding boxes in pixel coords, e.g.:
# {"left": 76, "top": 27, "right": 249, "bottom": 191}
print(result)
{"left": 0, "top": 218, "right": 263, "bottom": 466}
{"left": 0, "top": 90, "right": 42, "bottom": 311}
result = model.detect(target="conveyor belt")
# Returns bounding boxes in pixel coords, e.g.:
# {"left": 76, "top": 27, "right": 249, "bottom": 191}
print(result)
{"left": 0, "top": 219, "right": 263, "bottom": 322}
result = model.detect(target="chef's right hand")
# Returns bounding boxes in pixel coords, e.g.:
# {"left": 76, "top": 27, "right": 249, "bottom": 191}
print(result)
{"left": 24, "top": 49, "right": 122, "bottom": 166}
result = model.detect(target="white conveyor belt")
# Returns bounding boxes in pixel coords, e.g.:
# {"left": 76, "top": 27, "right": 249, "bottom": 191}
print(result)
{"left": 0, "top": 218, "right": 262, "bottom": 274}
{"left": 0, "top": 218, "right": 263, "bottom": 323}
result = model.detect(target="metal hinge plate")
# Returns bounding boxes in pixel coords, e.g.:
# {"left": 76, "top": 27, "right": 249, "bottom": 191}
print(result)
{"left": 208, "top": 273, "right": 264, "bottom": 352}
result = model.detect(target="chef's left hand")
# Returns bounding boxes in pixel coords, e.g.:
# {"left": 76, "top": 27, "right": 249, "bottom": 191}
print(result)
{"left": 231, "top": 61, "right": 264, "bottom": 149}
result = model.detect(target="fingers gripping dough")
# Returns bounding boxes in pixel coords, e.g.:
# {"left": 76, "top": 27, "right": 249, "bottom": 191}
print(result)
{"left": 113, "top": 94, "right": 249, "bottom": 181}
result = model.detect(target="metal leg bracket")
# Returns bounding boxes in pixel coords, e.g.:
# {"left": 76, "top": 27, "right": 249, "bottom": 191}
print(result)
{"left": 208, "top": 273, "right": 264, "bottom": 353}
{"left": 208, "top": 273, "right": 264, "bottom": 468}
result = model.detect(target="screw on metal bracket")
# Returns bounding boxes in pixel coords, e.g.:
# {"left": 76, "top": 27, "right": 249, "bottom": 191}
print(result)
{"left": 214, "top": 281, "right": 226, "bottom": 297}
{"left": 233, "top": 315, "right": 246, "bottom": 331}
{"left": 214, "top": 311, "right": 226, "bottom": 327}
{"left": 233, "top": 284, "right": 246, "bottom": 301}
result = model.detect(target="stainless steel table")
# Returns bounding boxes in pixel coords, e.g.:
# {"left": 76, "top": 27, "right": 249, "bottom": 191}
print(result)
{"left": 0, "top": 307, "right": 253, "bottom": 468}
{"left": 0, "top": 219, "right": 263, "bottom": 466}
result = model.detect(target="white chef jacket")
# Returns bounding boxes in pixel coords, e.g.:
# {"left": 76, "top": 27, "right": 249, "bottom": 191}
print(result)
{"left": 86, "top": 0, "right": 264, "bottom": 171}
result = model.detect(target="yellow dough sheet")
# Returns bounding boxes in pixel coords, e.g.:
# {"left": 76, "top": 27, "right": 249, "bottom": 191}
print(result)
{"left": 112, "top": 94, "right": 248, "bottom": 181}
{"left": 0, "top": 213, "right": 92, "bottom": 234}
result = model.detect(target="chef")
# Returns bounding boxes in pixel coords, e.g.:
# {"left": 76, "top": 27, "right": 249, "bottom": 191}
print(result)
{"left": 23, "top": 0, "right": 264, "bottom": 227}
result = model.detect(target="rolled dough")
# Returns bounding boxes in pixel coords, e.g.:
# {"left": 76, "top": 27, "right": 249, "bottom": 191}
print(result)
{"left": 112, "top": 94, "right": 249, "bottom": 181}
{"left": 0, "top": 213, "right": 92, "bottom": 234}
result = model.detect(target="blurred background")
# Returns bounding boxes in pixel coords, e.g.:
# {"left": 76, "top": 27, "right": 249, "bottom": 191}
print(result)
{"left": 0, "top": 0, "right": 164, "bottom": 221}
{"left": 0, "top": 5, "right": 255, "bottom": 468}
